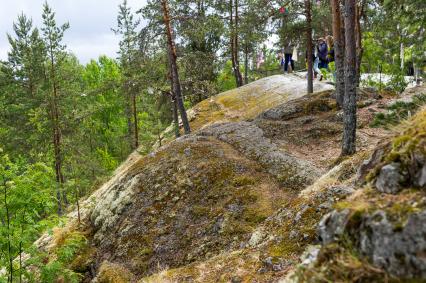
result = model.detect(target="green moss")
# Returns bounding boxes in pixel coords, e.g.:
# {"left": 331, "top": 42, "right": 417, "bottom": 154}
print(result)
{"left": 97, "top": 261, "right": 134, "bottom": 283}
{"left": 366, "top": 108, "right": 426, "bottom": 187}
{"left": 70, "top": 246, "right": 97, "bottom": 273}
{"left": 291, "top": 243, "right": 395, "bottom": 283}
{"left": 370, "top": 94, "right": 426, "bottom": 128}
{"left": 303, "top": 97, "right": 336, "bottom": 114}
{"left": 231, "top": 175, "right": 256, "bottom": 187}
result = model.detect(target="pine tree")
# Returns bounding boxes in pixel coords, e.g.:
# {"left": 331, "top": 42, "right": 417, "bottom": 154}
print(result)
{"left": 41, "top": 1, "right": 70, "bottom": 214}
{"left": 161, "top": 0, "right": 191, "bottom": 134}
{"left": 5, "top": 14, "right": 46, "bottom": 155}
{"left": 113, "top": 0, "right": 141, "bottom": 150}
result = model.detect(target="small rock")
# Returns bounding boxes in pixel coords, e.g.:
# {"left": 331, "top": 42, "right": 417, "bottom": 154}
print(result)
{"left": 272, "top": 264, "right": 283, "bottom": 272}
{"left": 172, "top": 196, "right": 180, "bottom": 202}
{"left": 289, "top": 230, "right": 299, "bottom": 239}
{"left": 184, "top": 148, "right": 191, "bottom": 156}
{"left": 318, "top": 209, "right": 351, "bottom": 245}
{"left": 415, "top": 164, "right": 426, "bottom": 187}
{"left": 294, "top": 205, "right": 310, "bottom": 223}
{"left": 300, "top": 245, "right": 321, "bottom": 266}
{"left": 263, "top": 257, "right": 273, "bottom": 267}
{"left": 248, "top": 230, "right": 265, "bottom": 246}
{"left": 375, "top": 162, "right": 404, "bottom": 194}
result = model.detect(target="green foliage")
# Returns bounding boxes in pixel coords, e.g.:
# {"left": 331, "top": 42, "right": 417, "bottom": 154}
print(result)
{"left": 0, "top": 149, "right": 58, "bottom": 281}
{"left": 217, "top": 60, "right": 238, "bottom": 92}
{"left": 388, "top": 71, "right": 409, "bottom": 93}
{"left": 371, "top": 94, "right": 426, "bottom": 128}
{"left": 40, "top": 261, "right": 81, "bottom": 283}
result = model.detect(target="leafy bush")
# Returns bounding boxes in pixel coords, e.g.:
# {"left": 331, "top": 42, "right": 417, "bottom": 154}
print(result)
{"left": 387, "top": 71, "right": 409, "bottom": 93}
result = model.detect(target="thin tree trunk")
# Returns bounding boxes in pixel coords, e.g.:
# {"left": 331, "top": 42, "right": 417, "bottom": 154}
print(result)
{"left": 306, "top": 0, "right": 314, "bottom": 94}
{"left": 172, "top": 93, "right": 180, "bottom": 138}
{"left": 331, "top": 0, "right": 345, "bottom": 106}
{"left": 125, "top": 91, "right": 134, "bottom": 150}
{"left": 132, "top": 92, "right": 139, "bottom": 148}
{"left": 162, "top": 0, "right": 191, "bottom": 134}
{"left": 167, "top": 61, "right": 180, "bottom": 138}
{"left": 230, "top": 0, "right": 243, "bottom": 87}
{"left": 3, "top": 178, "right": 13, "bottom": 282}
{"left": 48, "top": 47, "right": 65, "bottom": 215}
{"left": 354, "top": 1, "right": 364, "bottom": 86}
{"left": 244, "top": 42, "right": 249, "bottom": 84}
{"left": 19, "top": 209, "right": 26, "bottom": 283}
{"left": 342, "top": 0, "right": 357, "bottom": 156}
{"left": 234, "top": 0, "right": 243, "bottom": 86}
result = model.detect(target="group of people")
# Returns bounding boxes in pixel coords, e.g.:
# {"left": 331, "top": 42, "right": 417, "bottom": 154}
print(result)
{"left": 278, "top": 36, "right": 335, "bottom": 81}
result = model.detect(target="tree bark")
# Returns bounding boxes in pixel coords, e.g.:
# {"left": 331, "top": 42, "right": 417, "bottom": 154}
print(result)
{"left": 132, "top": 91, "right": 139, "bottom": 148}
{"left": 172, "top": 93, "right": 180, "bottom": 138}
{"left": 331, "top": 0, "right": 345, "bottom": 106}
{"left": 305, "top": 0, "right": 314, "bottom": 94}
{"left": 230, "top": 0, "right": 243, "bottom": 87}
{"left": 342, "top": 0, "right": 357, "bottom": 156}
{"left": 354, "top": 1, "right": 365, "bottom": 86}
{"left": 124, "top": 90, "right": 134, "bottom": 150}
{"left": 48, "top": 46, "right": 66, "bottom": 214}
{"left": 244, "top": 42, "right": 249, "bottom": 84}
{"left": 162, "top": 0, "right": 191, "bottom": 134}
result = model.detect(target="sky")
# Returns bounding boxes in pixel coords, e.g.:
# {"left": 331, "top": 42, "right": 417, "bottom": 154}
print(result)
{"left": 0, "top": 0, "right": 146, "bottom": 64}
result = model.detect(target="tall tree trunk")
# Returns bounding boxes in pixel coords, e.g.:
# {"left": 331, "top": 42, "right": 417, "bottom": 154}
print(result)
{"left": 132, "top": 92, "right": 139, "bottom": 148}
{"left": 172, "top": 93, "right": 180, "bottom": 138}
{"left": 167, "top": 59, "right": 180, "bottom": 138}
{"left": 49, "top": 49, "right": 66, "bottom": 214}
{"left": 305, "top": 0, "right": 314, "bottom": 94}
{"left": 342, "top": 0, "right": 357, "bottom": 156}
{"left": 244, "top": 42, "right": 249, "bottom": 84}
{"left": 331, "top": 0, "right": 345, "bottom": 106}
{"left": 3, "top": 179, "right": 13, "bottom": 283}
{"left": 162, "top": 0, "right": 191, "bottom": 134}
{"left": 234, "top": 0, "right": 243, "bottom": 86}
{"left": 354, "top": 1, "right": 364, "bottom": 86}
{"left": 124, "top": 90, "right": 134, "bottom": 150}
{"left": 230, "top": 0, "right": 243, "bottom": 87}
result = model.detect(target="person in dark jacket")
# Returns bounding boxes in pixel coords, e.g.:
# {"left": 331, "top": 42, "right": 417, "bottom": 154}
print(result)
{"left": 317, "top": 38, "right": 328, "bottom": 70}
{"left": 283, "top": 42, "right": 295, "bottom": 73}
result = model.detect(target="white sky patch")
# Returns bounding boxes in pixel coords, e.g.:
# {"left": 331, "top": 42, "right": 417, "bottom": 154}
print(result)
{"left": 0, "top": 0, "right": 146, "bottom": 64}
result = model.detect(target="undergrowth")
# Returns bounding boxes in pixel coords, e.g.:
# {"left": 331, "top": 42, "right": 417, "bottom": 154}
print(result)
{"left": 370, "top": 93, "right": 426, "bottom": 128}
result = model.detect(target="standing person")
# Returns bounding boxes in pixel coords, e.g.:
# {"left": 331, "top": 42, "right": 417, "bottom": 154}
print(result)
{"left": 317, "top": 37, "right": 328, "bottom": 70}
{"left": 313, "top": 42, "right": 321, "bottom": 80}
{"left": 284, "top": 41, "right": 295, "bottom": 73}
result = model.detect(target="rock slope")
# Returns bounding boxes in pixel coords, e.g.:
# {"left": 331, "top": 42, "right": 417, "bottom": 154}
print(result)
{"left": 36, "top": 76, "right": 426, "bottom": 283}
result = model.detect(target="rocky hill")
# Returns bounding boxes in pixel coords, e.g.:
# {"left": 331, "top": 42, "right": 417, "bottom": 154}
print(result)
{"left": 36, "top": 75, "right": 426, "bottom": 282}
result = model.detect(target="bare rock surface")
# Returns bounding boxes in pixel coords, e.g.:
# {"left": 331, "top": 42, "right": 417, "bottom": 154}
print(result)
{"left": 199, "top": 121, "right": 321, "bottom": 189}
